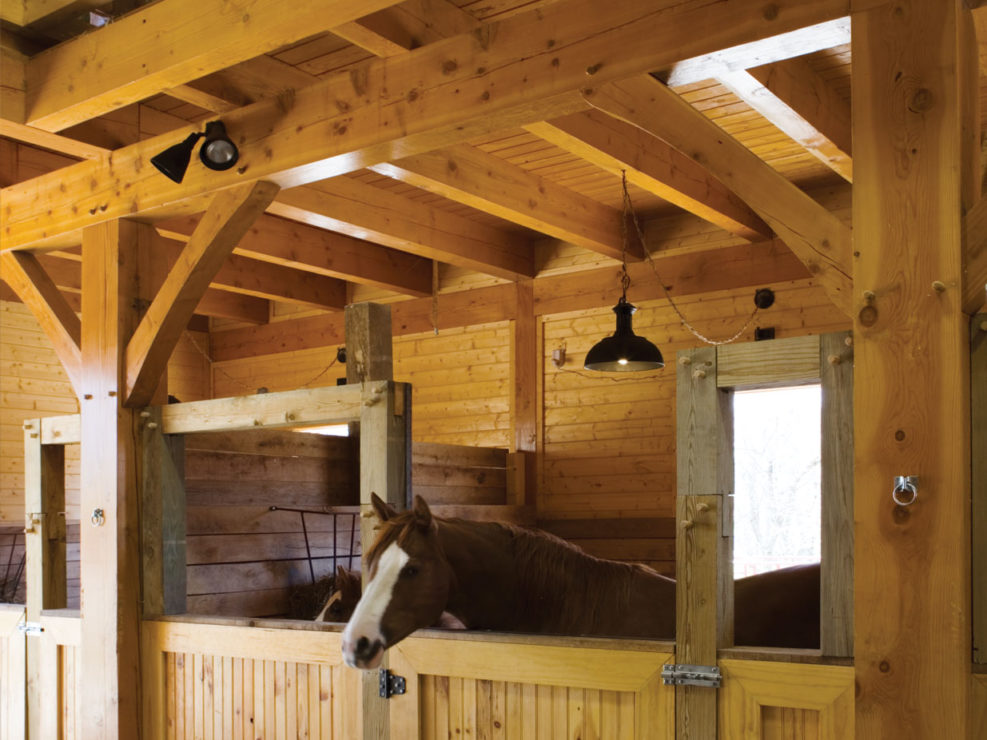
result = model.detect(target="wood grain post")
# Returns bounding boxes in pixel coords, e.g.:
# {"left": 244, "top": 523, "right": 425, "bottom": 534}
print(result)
{"left": 973, "top": 315, "right": 986, "bottom": 665}
{"left": 140, "top": 406, "right": 187, "bottom": 618}
{"left": 675, "top": 346, "right": 733, "bottom": 740}
{"left": 819, "top": 331, "right": 854, "bottom": 657}
{"left": 23, "top": 419, "right": 66, "bottom": 740}
{"left": 510, "top": 280, "right": 539, "bottom": 507}
{"left": 78, "top": 219, "right": 145, "bottom": 739}
{"left": 852, "top": 1, "right": 974, "bottom": 735}
{"left": 346, "top": 302, "right": 409, "bottom": 740}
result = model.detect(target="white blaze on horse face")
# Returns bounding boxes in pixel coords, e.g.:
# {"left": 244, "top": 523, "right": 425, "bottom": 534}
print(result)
{"left": 341, "top": 542, "right": 408, "bottom": 669}
{"left": 314, "top": 590, "right": 341, "bottom": 622}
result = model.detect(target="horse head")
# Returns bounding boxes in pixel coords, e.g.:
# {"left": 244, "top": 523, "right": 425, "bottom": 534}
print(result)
{"left": 341, "top": 493, "right": 452, "bottom": 669}
{"left": 314, "top": 565, "right": 361, "bottom": 623}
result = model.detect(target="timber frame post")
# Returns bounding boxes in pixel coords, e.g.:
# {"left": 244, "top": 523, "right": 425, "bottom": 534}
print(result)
{"left": 851, "top": 0, "right": 975, "bottom": 736}
{"left": 345, "top": 301, "right": 409, "bottom": 740}
{"left": 675, "top": 346, "right": 733, "bottom": 740}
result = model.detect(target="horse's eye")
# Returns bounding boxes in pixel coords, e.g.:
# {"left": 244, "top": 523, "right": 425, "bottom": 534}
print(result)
{"left": 401, "top": 565, "right": 419, "bottom": 579}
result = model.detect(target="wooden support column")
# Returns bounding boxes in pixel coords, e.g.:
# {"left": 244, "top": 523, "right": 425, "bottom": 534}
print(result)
{"left": 675, "top": 346, "right": 733, "bottom": 740}
{"left": 510, "top": 279, "right": 539, "bottom": 507}
{"left": 346, "top": 301, "right": 409, "bottom": 740}
{"left": 78, "top": 219, "right": 145, "bottom": 739}
{"left": 819, "top": 331, "right": 854, "bottom": 657}
{"left": 852, "top": 1, "right": 974, "bottom": 736}
{"left": 22, "top": 418, "right": 66, "bottom": 740}
{"left": 140, "top": 407, "right": 186, "bottom": 617}
{"left": 973, "top": 315, "right": 987, "bottom": 665}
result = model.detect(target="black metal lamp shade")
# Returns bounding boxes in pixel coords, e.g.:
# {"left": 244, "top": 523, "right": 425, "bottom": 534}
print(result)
{"left": 199, "top": 121, "right": 239, "bottom": 171}
{"left": 584, "top": 297, "right": 664, "bottom": 372}
{"left": 150, "top": 132, "right": 203, "bottom": 183}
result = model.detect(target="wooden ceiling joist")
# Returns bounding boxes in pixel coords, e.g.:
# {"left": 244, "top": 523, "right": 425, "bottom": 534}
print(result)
{"left": 718, "top": 56, "right": 852, "bottom": 182}
{"left": 1, "top": 0, "right": 850, "bottom": 252}
{"left": 583, "top": 75, "right": 853, "bottom": 316}
{"left": 124, "top": 180, "right": 280, "bottom": 407}
{"left": 0, "top": 119, "right": 109, "bottom": 160}
{"left": 271, "top": 178, "right": 535, "bottom": 281}
{"left": 23, "top": 0, "right": 406, "bottom": 132}
{"left": 370, "top": 143, "right": 631, "bottom": 261}
{"left": 659, "top": 17, "right": 851, "bottom": 88}
{"left": 158, "top": 213, "right": 432, "bottom": 298}
{"left": 332, "top": 0, "right": 477, "bottom": 56}
{"left": 525, "top": 111, "right": 772, "bottom": 242}
{"left": 0, "top": 249, "right": 82, "bottom": 391}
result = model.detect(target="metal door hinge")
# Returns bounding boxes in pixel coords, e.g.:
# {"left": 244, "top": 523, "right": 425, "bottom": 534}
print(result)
{"left": 379, "top": 668, "right": 406, "bottom": 698}
{"left": 661, "top": 663, "right": 721, "bottom": 688}
{"left": 17, "top": 622, "right": 44, "bottom": 637}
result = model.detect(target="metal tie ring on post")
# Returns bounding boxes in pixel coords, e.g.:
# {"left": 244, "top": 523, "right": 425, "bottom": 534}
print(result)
{"left": 892, "top": 476, "right": 918, "bottom": 506}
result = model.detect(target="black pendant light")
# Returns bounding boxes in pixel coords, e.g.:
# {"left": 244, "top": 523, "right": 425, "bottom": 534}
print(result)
{"left": 151, "top": 120, "right": 239, "bottom": 183}
{"left": 584, "top": 172, "right": 663, "bottom": 372}
{"left": 585, "top": 296, "right": 664, "bottom": 371}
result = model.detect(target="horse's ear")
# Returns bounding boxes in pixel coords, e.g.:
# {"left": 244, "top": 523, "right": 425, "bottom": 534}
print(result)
{"left": 336, "top": 564, "right": 348, "bottom": 581}
{"left": 412, "top": 495, "right": 435, "bottom": 531}
{"left": 371, "top": 492, "right": 398, "bottom": 522}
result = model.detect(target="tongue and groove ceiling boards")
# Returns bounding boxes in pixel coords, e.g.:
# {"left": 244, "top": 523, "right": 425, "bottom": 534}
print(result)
{"left": 1, "top": 0, "right": 983, "bottom": 350}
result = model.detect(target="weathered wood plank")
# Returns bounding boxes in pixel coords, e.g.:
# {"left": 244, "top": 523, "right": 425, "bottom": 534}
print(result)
{"left": 973, "top": 316, "right": 987, "bottom": 664}
{"left": 716, "top": 335, "right": 821, "bottom": 388}
{"left": 820, "top": 332, "right": 853, "bottom": 658}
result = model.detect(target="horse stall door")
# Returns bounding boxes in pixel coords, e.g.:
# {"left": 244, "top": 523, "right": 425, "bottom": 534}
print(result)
{"left": 718, "top": 660, "right": 854, "bottom": 740}
{"left": 386, "top": 635, "right": 674, "bottom": 740}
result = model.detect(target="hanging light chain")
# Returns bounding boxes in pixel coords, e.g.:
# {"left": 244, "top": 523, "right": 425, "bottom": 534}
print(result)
{"left": 620, "top": 171, "right": 759, "bottom": 346}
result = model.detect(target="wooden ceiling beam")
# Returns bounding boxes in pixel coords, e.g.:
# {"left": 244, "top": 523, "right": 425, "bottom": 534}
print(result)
{"left": 1, "top": 0, "right": 104, "bottom": 28}
{"left": 526, "top": 111, "right": 772, "bottom": 242}
{"left": 584, "top": 75, "right": 853, "bottom": 316}
{"left": 0, "top": 249, "right": 82, "bottom": 392}
{"left": 332, "top": 0, "right": 477, "bottom": 56}
{"left": 965, "top": 196, "right": 987, "bottom": 314}
{"left": 718, "top": 56, "right": 852, "bottom": 182}
{"left": 0, "top": 119, "right": 110, "bottom": 160}
{"left": 24, "top": 0, "right": 405, "bottom": 132}
{"left": 125, "top": 181, "right": 280, "bottom": 407}
{"left": 659, "top": 17, "right": 851, "bottom": 88}
{"left": 157, "top": 213, "right": 432, "bottom": 297}
{"left": 8, "top": 251, "right": 269, "bottom": 324}
{"left": 370, "top": 143, "right": 629, "bottom": 261}
{"left": 209, "top": 238, "right": 809, "bottom": 362}
{"left": 2, "top": 0, "right": 849, "bottom": 251}
{"left": 271, "top": 178, "right": 535, "bottom": 281}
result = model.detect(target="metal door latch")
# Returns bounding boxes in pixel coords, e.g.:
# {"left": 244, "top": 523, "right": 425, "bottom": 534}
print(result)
{"left": 17, "top": 622, "right": 44, "bottom": 637}
{"left": 379, "top": 668, "right": 406, "bottom": 698}
{"left": 661, "top": 663, "right": 721, "bottom": 688}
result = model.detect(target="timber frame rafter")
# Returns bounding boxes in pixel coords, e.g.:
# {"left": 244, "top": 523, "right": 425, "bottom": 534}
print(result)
{"left": 11, "top": 0, "right": 987, "bottom": 370}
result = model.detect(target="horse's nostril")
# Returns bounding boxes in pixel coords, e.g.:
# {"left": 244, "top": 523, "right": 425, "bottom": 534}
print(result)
{"left": 356, "top": 636, "right": 369, "bottom": 654}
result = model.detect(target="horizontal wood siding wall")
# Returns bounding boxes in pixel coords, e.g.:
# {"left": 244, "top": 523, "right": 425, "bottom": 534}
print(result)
{"left": 184, "top": 430, "right": 359, "bottom": 618}
{"left": 0, "top": 300, "right": 80, "bottom": 524}
{"left": 0, "top": 301, "right": 210, "bottom": 525}
{"left": 395, "top": 323, "right": 512, "bottom": 448}
{"left": 540, "top": 278, "right": 848, "bottom": 527}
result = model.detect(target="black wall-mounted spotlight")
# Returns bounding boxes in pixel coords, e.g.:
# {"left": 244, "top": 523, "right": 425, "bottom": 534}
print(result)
{"left": 150, "top": 121, "right": 239, "bottom": 183}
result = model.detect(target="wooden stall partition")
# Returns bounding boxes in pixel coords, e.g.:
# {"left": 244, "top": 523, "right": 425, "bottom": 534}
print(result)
{"left": 141, "top": 618, "right": 361, "bottom": 739}
{"left": 718, "top": 659, "right": 854, "bottom": 740}
{"left": 0, "top": 604, "right": 25, "bottom": 740}
{"left": 973, "top": 673, "right": 987, "bottom": 737}
{"left": 386, "top": 633, "right": 674, "bottom": 739}
{"left": 973, "top": 315, "right": 986, "bottom": 665}
{"left": 37, "top": 610, "right": 81, "bottom": 740}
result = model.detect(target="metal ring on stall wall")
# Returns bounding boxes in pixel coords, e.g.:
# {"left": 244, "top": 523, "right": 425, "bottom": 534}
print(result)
{"left": 892, "top": 476, "right": 918, "bottom": 507}
{"left": 90, "top": 508, "right": 105, "bottom": 527}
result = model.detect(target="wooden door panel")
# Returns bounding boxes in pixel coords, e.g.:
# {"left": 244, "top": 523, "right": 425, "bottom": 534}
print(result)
{"left": 719, "top": 659, "right": 853, "bottom": 740}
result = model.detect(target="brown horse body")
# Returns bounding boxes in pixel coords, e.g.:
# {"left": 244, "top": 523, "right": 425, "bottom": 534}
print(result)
{"left": 341, "top": 494, "right": 818, "bottom": 669}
